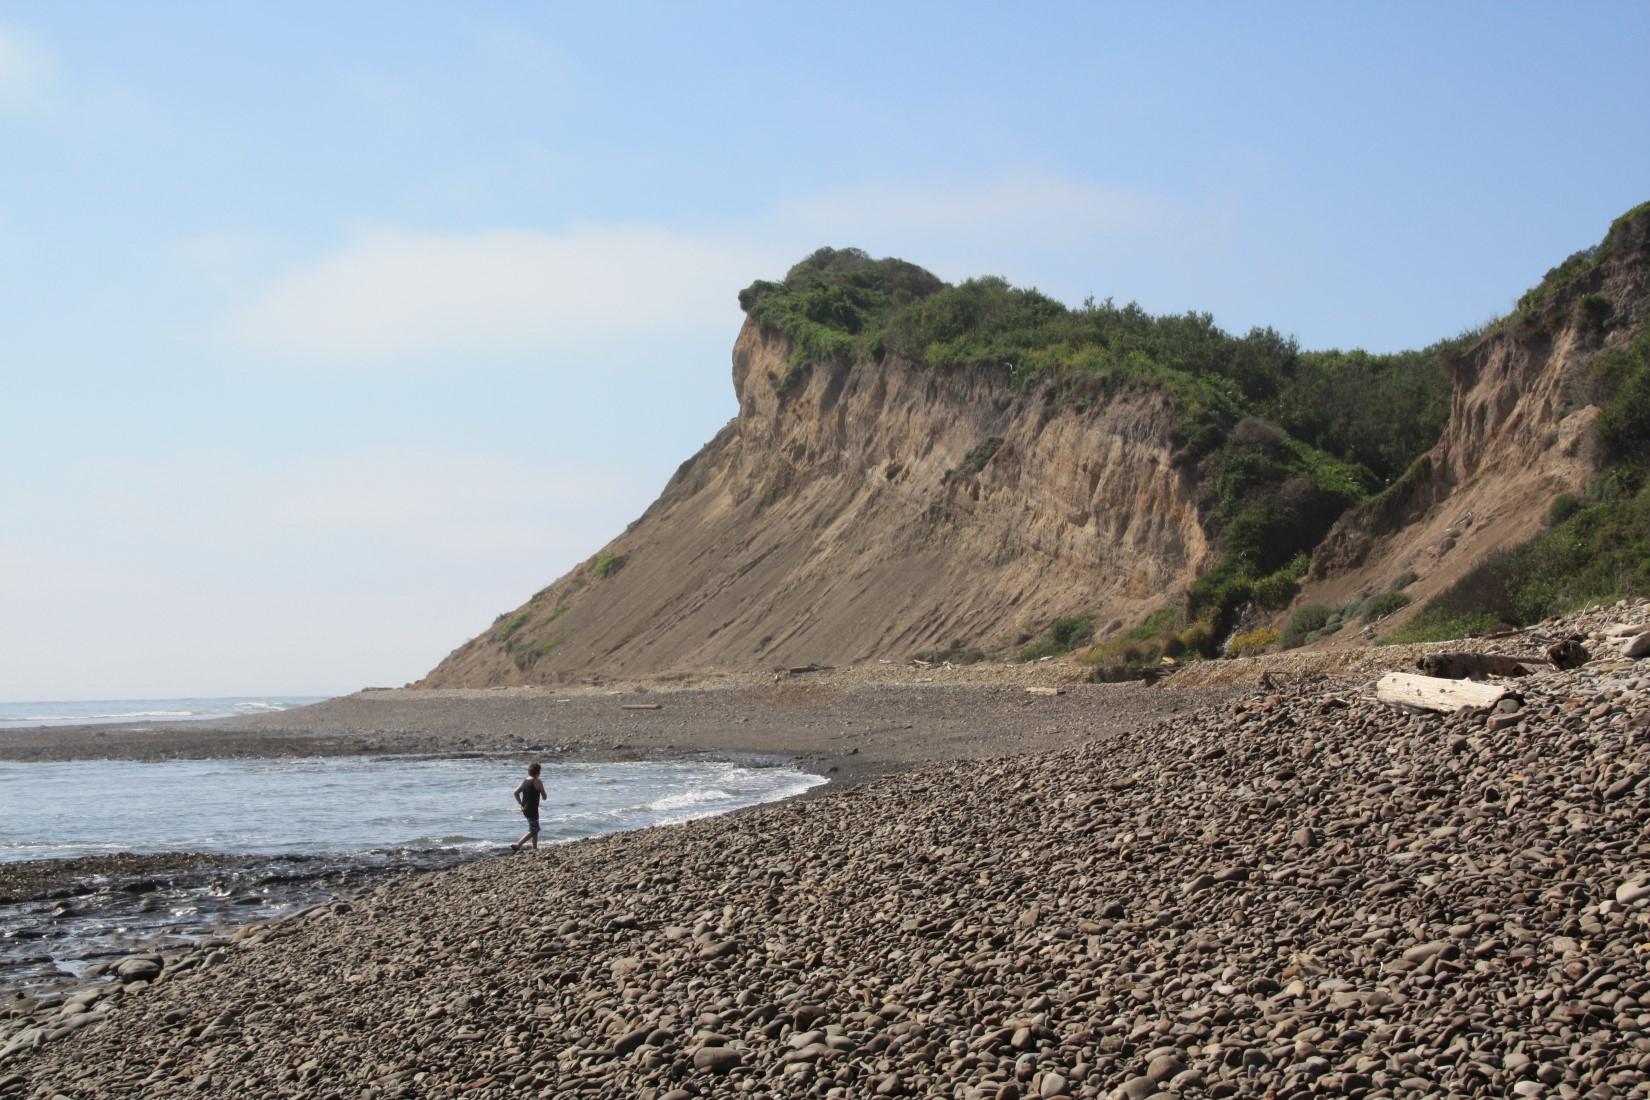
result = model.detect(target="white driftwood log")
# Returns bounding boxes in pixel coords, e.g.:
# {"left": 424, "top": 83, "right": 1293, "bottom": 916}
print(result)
{"left": 1376, "top": 672, "right": 1509, "bottom": 713}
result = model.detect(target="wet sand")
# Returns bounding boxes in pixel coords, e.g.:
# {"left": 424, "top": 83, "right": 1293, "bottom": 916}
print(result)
{"left": 0, "top": 679, "right": 1236, "bottom": 788}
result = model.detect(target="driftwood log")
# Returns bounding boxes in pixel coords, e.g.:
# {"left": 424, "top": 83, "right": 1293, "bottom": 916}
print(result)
{"left": 1377, "top": 672, "right": 1511, "bottom": 713}
{"left": 1415, "top": 652, "right": 1532, "bottom": 680}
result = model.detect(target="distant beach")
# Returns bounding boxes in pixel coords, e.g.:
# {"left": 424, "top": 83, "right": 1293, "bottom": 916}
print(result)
{"left": 0, "top": 696, "right": 328, "bottom": 731}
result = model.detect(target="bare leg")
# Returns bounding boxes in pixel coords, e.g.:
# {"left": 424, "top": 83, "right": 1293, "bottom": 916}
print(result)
{"left": 511, "top": 829, "right": 534, "bottom": 851}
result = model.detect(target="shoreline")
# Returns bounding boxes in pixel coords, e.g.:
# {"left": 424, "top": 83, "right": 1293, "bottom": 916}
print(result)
{"left": 7, "top": 633, "right": 1646, "bottom": 1096}
{"left": 0, "top": 677, "right": 1241, "bottom": 784}
{"left": 0, "top": 680, "right": 1233, "bottom": 999}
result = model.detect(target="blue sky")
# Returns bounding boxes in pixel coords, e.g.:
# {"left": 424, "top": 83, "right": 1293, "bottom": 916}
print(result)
{"left": 2, "top": 2, "right": 1647, "bottom": 700}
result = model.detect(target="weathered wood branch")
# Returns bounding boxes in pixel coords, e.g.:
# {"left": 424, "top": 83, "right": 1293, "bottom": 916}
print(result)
{"left": 1376, "top": 672, "right": 1511, "bottom": 713}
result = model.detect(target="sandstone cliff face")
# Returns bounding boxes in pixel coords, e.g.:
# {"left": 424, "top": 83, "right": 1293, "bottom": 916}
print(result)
{"left": 421, "top": 321, "right": 1211, "bottom": 684}
{"left": 1301, "top": 210, "right": 1650, "bottom": 627}
{"left": 424, "top": 212, "right": 1650, "bottom": 683}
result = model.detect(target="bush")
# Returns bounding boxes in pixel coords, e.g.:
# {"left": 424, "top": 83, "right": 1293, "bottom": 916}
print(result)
{"left": 1021, "top": 615, "right": 1094, "bottom": 661}
{"left": 1546, "top": 492, "right": 1584, "bottom": 527}
{"left": 1383, "top": 608, "right": 1502, "bottom": 645}
{"left": 1360, "top": 590, "right": 1412, "bottom": 623}
{"left": 1227, "top": 627, "right": 1279, "bottom": 657}
{"left": 1251, "top": 554, "right": 1309, "bottom": 609}
{"left": 959, "top": 437, "right": 1003, "bottom": 476}
{"left": 1176, "top": 616, "right": 1217, "bottom": 655}
{"left": 493, "top": 610, "right": 531, "bottom": 642}
{"left": 593, "top": 553, "right": 627, "bottom": 579}
{"left": 1282, "top": 603, "right": 1333, "bottom": 647}
{"left": 1592, "top": 329, "right": 1650, "bottom": 465}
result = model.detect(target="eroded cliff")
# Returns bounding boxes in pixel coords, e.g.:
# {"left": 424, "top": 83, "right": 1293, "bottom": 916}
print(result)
{"left": 421, "top": 321, "right": 1209, "bottom": 684}
{"left": 1300, "top": 205, "right": 1650, "bottom": 633}
{"left": 423, "top": 207, "right": 1650, "bottom": 684}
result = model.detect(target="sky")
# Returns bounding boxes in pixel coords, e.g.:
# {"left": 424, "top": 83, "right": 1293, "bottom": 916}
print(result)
{"left": 2, "top": 2, "right": 1648, "bottom": 701}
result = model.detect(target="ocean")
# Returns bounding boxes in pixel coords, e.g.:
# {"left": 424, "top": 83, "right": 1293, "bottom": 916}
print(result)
{"left": 0, "top": 719, "right": 827, "bottom": 988}
{"left": 0, "top": 695, "right": 329, "bottom": 730}
{"left": 0, "top": 755, "right": 824, "bottom": 863}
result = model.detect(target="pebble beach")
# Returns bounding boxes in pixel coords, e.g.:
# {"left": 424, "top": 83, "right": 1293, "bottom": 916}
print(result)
{"left": 3, "top": 604, "right": 1650, "bottom": 1098}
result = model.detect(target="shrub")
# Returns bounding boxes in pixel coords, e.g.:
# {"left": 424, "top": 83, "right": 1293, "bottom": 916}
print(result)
{"left": 1360, "top": 590, "right": 1412, "bottom": 622}
{"left": 1282, "top": 603, "right": 1332, "bottom": 647}
{"left": 1388, "top": 570, "right": 1419, "bottom": 591}
{"left": 1251, "top": 554, "right": 1309, "bottom": 609}
{"left": 959, "top": 437, "right": 1003, "bottom": 476}
{"left": 1546, "top": 492, "right": 1584, "bottom": 527}
{"left": 593, "top": 553, "right": 627, "bottom": 579}
{"left": 493, "top": 610, "right": 530, "bottom": 642}
{"left": 1226, "top": 627, "right": 1279, "bottom": 658}
{"left": 1383, "top": 608, "right": 1502, "bottom": 645}
{"left": 506, "top": 632, "right": 565, "bottom": 671}
{"left": 1592, "top": 329, "right": 1650, "bottom": 466}
{"left": 1176, "top": 616, "right": 1216, "bottom": 655}
{"left": 1021, "top": 615, "right": 1094, "bottom": 660}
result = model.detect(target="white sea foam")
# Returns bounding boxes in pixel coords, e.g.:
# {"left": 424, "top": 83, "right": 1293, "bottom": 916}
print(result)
{"left": 644, "top": 788, "right": 735, "bottom": 813}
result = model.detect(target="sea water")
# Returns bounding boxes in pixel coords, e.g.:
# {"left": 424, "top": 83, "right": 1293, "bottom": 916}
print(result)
{"left": 0, "top": 755, "right": 826, "bottom": 987}
{"left": 0, "top": 695, "right": 328, "bottom": 730}
{"left": 0, "top": 755, "right": 824, "bottom": 861}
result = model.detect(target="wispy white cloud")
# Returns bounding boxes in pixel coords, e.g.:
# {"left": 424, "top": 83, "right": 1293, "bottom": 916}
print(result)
{"left": 226, "top": 224, "right": 778, "bottom": 362}
{"left": 220, "top": 173, "right": 1213, "bottom": 365}
{"left": 767, "top": 174, "right": 1176, "bottom": 260}
{"left": 0, "top": 25, "right": 51, "bottom": 109}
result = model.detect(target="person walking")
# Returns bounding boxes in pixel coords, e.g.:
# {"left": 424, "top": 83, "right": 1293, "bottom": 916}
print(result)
{"left": 510, "top": 762, "right": 547, "bottom": 852}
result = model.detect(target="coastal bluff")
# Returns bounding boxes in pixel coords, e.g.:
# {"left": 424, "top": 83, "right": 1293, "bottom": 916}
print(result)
{"left": 422, "top": 207, "right": 1650, "bottom": 685}
{"left": 422, "top": 318, "right": 1210, "bottom": 685}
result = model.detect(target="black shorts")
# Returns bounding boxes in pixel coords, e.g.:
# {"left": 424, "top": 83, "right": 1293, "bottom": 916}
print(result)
{"left": 523, "top": 811, "right": 540, "bottom": 835}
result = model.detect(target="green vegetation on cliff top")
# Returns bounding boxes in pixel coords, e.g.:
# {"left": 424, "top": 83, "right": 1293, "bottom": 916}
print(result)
{"left": 740, "top": 247, "right": 1453, "bottom": 644}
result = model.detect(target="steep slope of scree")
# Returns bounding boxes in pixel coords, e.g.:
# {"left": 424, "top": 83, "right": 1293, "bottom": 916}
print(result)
{"left": 17, "top": 613, "right": 1650, "bottom": 1097}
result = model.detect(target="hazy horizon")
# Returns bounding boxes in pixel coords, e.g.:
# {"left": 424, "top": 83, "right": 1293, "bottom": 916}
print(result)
{"left": 3, "top": 2, "right": 1649, "bottom": 700}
